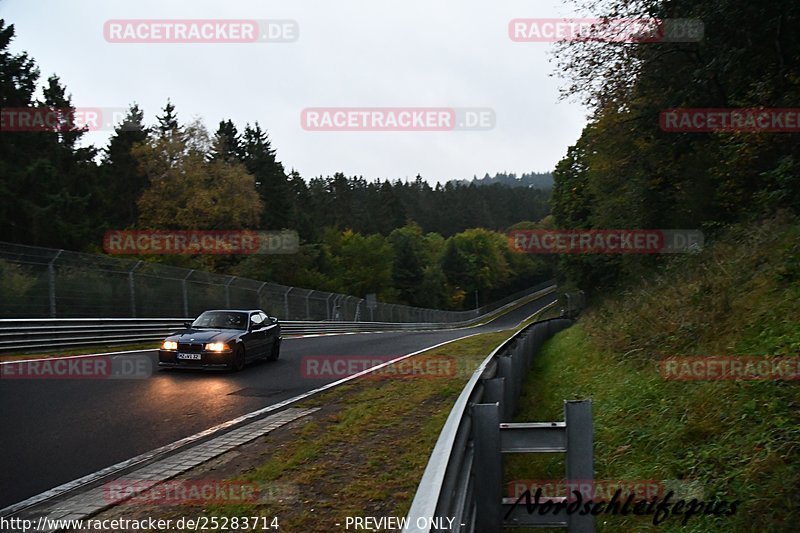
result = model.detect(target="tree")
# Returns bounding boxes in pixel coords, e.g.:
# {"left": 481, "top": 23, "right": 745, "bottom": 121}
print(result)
{"left": 389, "top": 223, "right": 427, "bottom": 305}
{"left": 134, "top": 120, "right": 263, "bottom": 230}
{"left": 549, "top": 0, "right": 800, "bottom": 290}
{"left": 0, "top": 19, "right": 102, "bottom": 248}
{"left": 441, "top": 229, "right": 511, "bottom": 308}
{"left": 209, "top": 119, "right": 243, "bottom": 163}
{"left": 242, "top": 123, "right": 290, "bottom": 229}
{"left": 323, "top": 229, "right": 396, "bottom": 299}
{"left": 101, "top": 103, "right": 149, "bottom": 228}
{"left": 156, "top": 99, "right": 179, "bottom": 135}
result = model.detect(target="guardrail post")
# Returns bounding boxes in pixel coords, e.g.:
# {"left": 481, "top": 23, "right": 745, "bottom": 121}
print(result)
{"left": 511, "top": 345, "right": 524, "bottom": 404}
{"left": 473, "top": 403, "right": 502, "bottom": 533}
{"left": 497, "top": 357, "right": 514, "bottom": 422}
{"left": 566, "top": 400, "right": 595, "bottom": 532}
{"left": 484, "top": 378, "right": 506, "bottom": 420}
{"left": 530, "top": 324, "right": 543, "bottom": 357}
{"left": 48, "top": 250, "right": 63, "bottom": 318}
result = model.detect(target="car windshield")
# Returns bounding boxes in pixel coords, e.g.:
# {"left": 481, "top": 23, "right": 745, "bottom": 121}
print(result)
{"left": 191, "top": 311, "right": 247, "bottom": 330}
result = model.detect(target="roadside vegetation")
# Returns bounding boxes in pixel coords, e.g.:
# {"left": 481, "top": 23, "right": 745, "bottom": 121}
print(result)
{"left": 508, "top": 218, "right": 800, "bottom": 532}
{"left": 0, "top": 342, "right": 159, "bottom": 362}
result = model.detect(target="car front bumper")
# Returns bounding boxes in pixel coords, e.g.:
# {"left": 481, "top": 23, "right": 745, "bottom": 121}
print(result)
{"left": 158, "top": 349, "right": 234, "bottom": 369}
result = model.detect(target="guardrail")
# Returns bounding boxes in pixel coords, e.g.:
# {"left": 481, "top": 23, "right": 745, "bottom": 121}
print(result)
{"left": 404, "top": 310, "right": 592, "bottom": 532}
{"left": 0, "top": 285, "right": 557, "bottom": 353}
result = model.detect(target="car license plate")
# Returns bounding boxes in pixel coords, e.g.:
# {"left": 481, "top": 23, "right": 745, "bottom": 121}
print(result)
{"left": 177, "top": 353, "right": 202, "bottom": 360}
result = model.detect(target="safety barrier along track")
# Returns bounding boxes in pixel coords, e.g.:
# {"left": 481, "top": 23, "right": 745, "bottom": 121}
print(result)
{"left": 0, "top": 285, "right": 556, "bottom": 353}
{"left": 404, "top": 314, "right": 578, "bottom": 532}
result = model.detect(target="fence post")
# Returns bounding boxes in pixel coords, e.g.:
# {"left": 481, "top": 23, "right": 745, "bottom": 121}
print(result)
{"left": 128, "top": 260, "right": 142, "bottom": 318}
{"left": 182, "top": 270, "right": 194, "bottom": 317}
{"left": 306, "top": 290, "right": 314, "bottom": 320}
{"left": 257, "top": 282, "right": 267, "bottom": 310}
{"left": 284, "top": 287, "right": 293, "bottom": 320}
{"left": 225, "top": 276, "right": 236, "bottom": 308}
{"left": 48, "top": 250, "right": 63, "bottom": 318}
{"left": 473, "top": 403, "right": 502, "bottom": 533}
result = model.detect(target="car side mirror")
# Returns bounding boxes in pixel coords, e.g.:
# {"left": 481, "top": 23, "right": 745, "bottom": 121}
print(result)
{"left": 183, "top": 321, "right": 192, "bottom": 329}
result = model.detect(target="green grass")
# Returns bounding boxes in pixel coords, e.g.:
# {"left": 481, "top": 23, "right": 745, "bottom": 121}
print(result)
{"left": 195, "top": 330, "right": 512, "bottom": 531}
{"left": 507, "top": 216, "right": 800, "bottom": 532}
{"left": 0, "top": 342, "right": 159, "bottom": 361}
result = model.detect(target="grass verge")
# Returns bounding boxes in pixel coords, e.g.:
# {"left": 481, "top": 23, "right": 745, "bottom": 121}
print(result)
{"left": 204, "top": 329, "right": 514, "bottom": 530}
{"left": 0, "top": 342, "right": 159, "bottom": 361}
{"left": 506, "top": 216, "right": 800, "bottom": 532}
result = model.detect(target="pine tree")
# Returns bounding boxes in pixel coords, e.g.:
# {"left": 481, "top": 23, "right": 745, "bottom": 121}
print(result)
{"left": 156, "top": 99, "right": 179, "bottom": 135}
{"left": 210, "top": 119, "right": 243, "bottom": 163}
{"left": 101, "top": 103, "right": 150, "bottom": 227}
{"left": 242, "top": 123, "right": 290, "bottom": 229}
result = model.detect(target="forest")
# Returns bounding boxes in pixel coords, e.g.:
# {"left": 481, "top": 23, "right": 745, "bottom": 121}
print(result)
{"left": 549, "top": 0, "right": 800, "bottom": 290}
{"left": 0, "top": 18, "right": 553, "bottom": 310}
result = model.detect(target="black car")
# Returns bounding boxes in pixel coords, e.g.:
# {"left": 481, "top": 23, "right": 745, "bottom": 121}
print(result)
{"left": 158, "top": 310, "right": 281, "bottom": 371}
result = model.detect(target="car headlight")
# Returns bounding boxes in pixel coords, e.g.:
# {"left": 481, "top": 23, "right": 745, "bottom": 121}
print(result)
{"left": 205, "top": 342, "right": 230, "bottom": 352}
{"left": 162, "top": 340, "right": 178, "bottom": 350}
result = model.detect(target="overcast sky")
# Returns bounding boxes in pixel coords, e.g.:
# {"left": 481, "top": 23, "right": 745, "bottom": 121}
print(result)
{"left": 1, "top": 0, "right": 589, "bottom": 184}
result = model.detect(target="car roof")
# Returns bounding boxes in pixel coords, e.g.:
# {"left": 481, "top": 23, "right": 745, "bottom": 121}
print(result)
{"left": 202, "top": 309, "right": 264, "bottom": 314}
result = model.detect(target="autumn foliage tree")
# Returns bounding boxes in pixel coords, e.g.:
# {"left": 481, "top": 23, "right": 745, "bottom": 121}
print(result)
{"left": 133, "top": 119, "right": 262, "bottom": 231}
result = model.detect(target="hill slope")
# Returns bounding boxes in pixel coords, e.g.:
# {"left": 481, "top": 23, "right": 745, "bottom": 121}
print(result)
{"left": 510, "top": 215, "right": 800, "bottom": 532}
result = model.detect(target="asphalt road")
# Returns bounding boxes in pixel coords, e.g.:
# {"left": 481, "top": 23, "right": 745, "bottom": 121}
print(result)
{"left": 0, "top": 293, "right": 555, "bottom": 509}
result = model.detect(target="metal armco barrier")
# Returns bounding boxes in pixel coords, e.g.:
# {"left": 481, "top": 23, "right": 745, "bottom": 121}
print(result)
{"left": 486, "top": 401, "right": 593, "bottom": 531}
{"left": 405, "top": 317, "right": 594, "bottom": 532}
{"left": 0, "top": 285, "right": 557, "bottom": 353}
{"left": 0, "top": 318, "right": 443, "bottom": 353}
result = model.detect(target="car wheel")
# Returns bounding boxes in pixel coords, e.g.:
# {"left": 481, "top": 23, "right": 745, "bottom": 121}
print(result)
{"left": 267, "top": 338, "right": 281, "bottom": 362}
{"left": 232, "top": 345, "right": 246, "bottom": 371}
